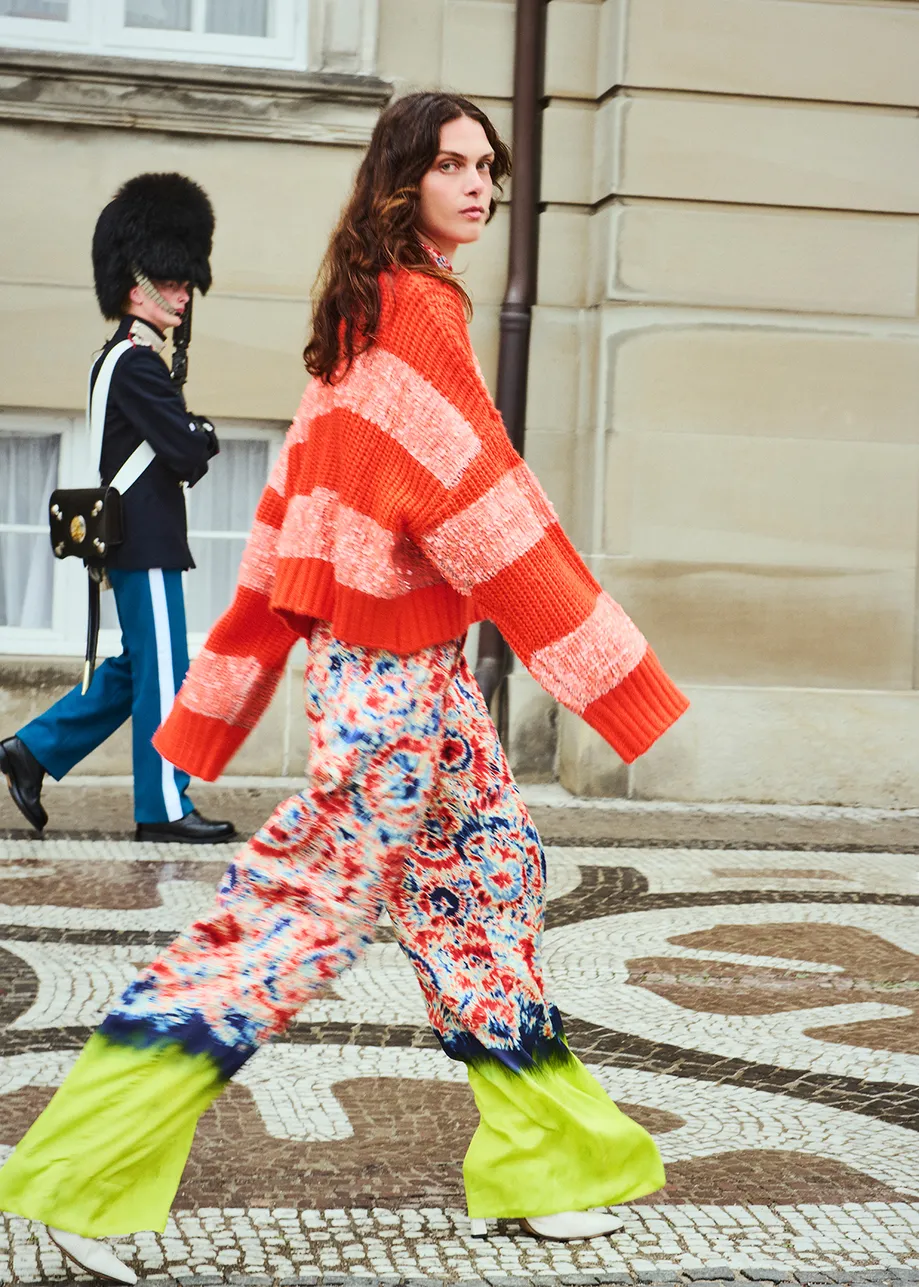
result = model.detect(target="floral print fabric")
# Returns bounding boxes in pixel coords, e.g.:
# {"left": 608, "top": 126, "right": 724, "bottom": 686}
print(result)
{"left": 102, "top": 622, "right": 563, "bottom": 1078}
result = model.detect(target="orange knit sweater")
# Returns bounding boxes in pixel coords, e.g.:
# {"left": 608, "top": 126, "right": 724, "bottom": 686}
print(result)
{"left": 154, "top": 267, "right": 688, "bottom": 780}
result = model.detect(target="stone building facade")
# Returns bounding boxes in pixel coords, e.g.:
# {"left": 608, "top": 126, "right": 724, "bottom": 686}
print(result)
{"left": 1, "top": 0, "right": 917, "bottom": 806}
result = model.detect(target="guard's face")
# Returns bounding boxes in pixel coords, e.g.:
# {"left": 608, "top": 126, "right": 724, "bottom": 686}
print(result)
{"left": 417, "top": 116, "right": 494, "bottom": 260}
{"left": 127, "top": 279, "right": 190, "bottom": 332}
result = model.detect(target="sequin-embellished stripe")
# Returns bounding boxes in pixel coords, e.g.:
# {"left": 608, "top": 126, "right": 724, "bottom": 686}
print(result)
{"left": 279, "top": 488, "right": 441, "bottom": 599}
{"left": 178, "top": 648, "right": 279, "bottom": 730}
{"left": 265, "top": 437, "right": 291, "bottom": 499}
{"left": 312, "top": 346, "right": 481, "bottom": 487}
{"left": 528, "top": 593, "right": 647, "bottom": 714}
{"left": 278, "top": 488, "right": 336, "bottom": 562}
{"left": 420, "top": 464, "right": 554, "bottom": 594}
{"left": 518, "top": 462, "right": 559, "bottom": 528}
{"left": 237, "top": 519, "right": 279, "bottom": 596}
{"left": 286, "top": 382, "right": 320, "bottom": 451}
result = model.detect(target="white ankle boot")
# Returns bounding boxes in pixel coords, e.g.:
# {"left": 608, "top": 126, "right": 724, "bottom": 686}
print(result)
{"left": 522, "top": 1210, "right": 624, "bottom": 1240}
{"left": 48, "top": 1227, "right": 138, "bottom": 1284}
{"left": 471, "top": 1209, "right": 624, "bottom": 1241}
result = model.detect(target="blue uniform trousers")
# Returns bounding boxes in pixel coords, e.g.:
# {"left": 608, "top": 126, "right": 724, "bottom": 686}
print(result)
{"left": 19, "top": 568, "right": 194, "bottom": 824}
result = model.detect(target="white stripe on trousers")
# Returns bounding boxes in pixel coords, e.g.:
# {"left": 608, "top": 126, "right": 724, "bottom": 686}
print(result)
{"left": 148, "top": 568, "right": 184, "bottom": 822}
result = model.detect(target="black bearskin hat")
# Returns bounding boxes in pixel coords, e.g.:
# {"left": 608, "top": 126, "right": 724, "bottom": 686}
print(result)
{"left": 92, "top": 172, "right": 214, "bottom": 320}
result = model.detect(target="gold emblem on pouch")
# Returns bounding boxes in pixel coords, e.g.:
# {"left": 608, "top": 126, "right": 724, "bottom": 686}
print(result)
{"left": 69, "top": 515, "right": 87, "bottom": 544}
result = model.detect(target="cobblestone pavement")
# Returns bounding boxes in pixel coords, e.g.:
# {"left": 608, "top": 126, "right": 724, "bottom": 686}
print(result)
{"left": 0, "top": 836, "right": 917, "bottom": 1285}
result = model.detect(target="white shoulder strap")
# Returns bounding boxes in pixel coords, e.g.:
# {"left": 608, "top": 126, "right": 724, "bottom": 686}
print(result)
{"left": 88, "top": 339, "right": 156, "bottom": 495}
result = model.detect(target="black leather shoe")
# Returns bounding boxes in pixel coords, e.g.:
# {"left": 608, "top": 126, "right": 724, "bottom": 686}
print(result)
{"left": 135, "top": 809, "right": 237, "bottom": 844}
{"left": 0, "top": 736, "right": 48, "bottom": 833}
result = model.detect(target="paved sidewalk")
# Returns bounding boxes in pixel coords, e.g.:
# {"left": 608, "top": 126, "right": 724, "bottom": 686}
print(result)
{"left": 0, "top": 836, "right": 917, "bottom": 1283}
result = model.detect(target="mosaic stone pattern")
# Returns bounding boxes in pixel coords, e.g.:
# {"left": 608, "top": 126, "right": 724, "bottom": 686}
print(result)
{"left": 0, "top": 838, "right": 917, "bottom": 1283}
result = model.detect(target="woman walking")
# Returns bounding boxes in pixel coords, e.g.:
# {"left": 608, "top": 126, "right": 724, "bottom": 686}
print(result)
{"left": 0, "top": 92, "right": 688, "bottom": 1282}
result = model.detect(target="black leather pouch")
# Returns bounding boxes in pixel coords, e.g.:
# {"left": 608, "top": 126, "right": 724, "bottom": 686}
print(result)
{"left": 48, "top": 486, "right": 124, "bottom": 564}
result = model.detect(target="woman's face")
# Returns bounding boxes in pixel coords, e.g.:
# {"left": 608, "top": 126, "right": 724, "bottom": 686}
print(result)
{"left": 417, "top": 115, "right": 495, "bottom": 261}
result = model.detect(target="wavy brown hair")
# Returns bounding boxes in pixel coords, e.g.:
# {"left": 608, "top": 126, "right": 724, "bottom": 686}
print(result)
{"left": 304, "top": 91, "right": 511, "bottom": 384}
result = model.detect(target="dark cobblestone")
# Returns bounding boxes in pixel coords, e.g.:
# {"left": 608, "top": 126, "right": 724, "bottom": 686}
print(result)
{"left": 2, "top": 842, "right": 918, "bottom": 1287}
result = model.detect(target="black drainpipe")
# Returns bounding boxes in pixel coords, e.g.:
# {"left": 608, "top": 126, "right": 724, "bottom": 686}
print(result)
{"left": 474, "top": 0, "right": 548, "bottom": 741}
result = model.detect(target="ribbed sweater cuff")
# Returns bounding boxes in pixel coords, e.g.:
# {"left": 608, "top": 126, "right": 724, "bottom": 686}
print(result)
{"left": 584, "top": 648, "right": 689, "bottom": 765}
{"left": 152, "top": 706, "right": 248, "bottom": 784}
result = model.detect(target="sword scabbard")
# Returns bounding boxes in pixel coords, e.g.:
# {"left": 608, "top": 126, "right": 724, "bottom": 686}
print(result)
{"left": 83, "top": 568, "right": 101, "bottom": 695}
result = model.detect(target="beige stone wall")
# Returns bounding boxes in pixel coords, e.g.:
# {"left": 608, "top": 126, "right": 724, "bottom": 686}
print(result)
{"left": 545, "top": 0, "right": 919, "bottom": 806}
{"left": 0, "top": 0, "right": 516, "bottom": 782}
{"left": 4, "top": 0, "right": 918, "bottom": 806}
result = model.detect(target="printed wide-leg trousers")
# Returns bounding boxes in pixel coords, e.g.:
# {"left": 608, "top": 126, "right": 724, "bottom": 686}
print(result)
{"left": 0, "top": 624, "right": 663, "bottom": 1236}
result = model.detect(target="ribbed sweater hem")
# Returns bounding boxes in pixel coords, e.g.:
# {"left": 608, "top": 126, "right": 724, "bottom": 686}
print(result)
{"left": 153, "top": 709, "right": 249, "bottom": 783}
{"left": 272, "top": 559, "right": 474, "bottom": 655}
{"left": 585, "top": 648, "right": 689, "bottom": 764}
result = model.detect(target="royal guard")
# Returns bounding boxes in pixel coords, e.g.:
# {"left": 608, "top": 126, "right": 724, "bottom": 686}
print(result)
{"left": 0, "top": 173, "right": 236, "bottom": 844}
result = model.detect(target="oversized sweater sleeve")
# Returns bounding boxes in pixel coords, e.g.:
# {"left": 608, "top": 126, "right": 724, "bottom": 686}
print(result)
{"left": 397, "top": 282, "right": 688, "bottom": 764}
{"left": 152, "top": 434, "right": 301, "bottom": 781}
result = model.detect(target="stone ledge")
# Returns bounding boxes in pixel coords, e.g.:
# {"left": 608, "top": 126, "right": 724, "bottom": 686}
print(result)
{"left": 4, "top": 779, "right": 919, "bottom": 849}
{"left": 0, "top": 47, "right": 391, "bottom": 144}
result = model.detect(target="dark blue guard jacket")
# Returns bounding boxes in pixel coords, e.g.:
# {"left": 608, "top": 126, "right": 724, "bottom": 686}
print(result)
{"left": 93, "top": 315, "right": 219, "bottom": 570}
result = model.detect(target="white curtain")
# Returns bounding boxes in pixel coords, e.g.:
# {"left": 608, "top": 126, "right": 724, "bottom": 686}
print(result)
{"left": 0, "top": 0, "right": 68, "bottom": 17}
{"left": 0, "top": 434, "right": 59, "bottom": 629}
{"left": 185, "top": 438, "right": 270, "bottom": 634}
{"left": 206, "top": 0, "right": 269, "bottom": 36}
{"left": 124, "top": 0, "right": 191, "bottom": 30}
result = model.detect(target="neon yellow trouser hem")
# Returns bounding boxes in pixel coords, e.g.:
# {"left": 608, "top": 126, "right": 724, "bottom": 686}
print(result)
{"left": 0, "top": 1036, "right": 664, "bottom": 1235}
{"left": 464, "top": 1053, "right": 665, "bottom": 1219}
{"left": 0, "top": 1034, "right": 224, "bottom": 1237}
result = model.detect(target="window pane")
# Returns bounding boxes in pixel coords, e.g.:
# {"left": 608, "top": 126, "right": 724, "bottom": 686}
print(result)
{"left": 0, "top": 0, "right": 68, "bottom": 18}
{"left": 0, "top": 434, "right": 59, "bottom": 630}
{"left": 185, "top": 439, "right": 270, "bottom": 634}
{"left": 205, "top": 0, "right": 268, "bottom": 37}
{"left": 124, "top": 0, "right": 191, "bottom": 30}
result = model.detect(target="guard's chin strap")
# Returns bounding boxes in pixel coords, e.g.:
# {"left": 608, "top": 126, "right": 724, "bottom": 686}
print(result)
{"left": 132, "top": 266, "right": 182, "bottom": 322}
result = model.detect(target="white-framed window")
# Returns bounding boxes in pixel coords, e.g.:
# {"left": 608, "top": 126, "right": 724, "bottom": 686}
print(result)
{"left": 0, "top": 410, "right": 284, "bottom": 658}
{"left": 0, "top": 424, "right": 62, "bottom": 633}
{"left": 183, "top": 425, "right": 281, "bottom": 636}
{"left": 0, "top": 0, "right": 310, "bottom": 70}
